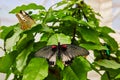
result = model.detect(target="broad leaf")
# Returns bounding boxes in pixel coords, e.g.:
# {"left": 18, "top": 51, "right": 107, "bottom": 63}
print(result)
{"left": 115, "top": 73, "right": 120, "bottom": 79}
{"left": 43, "top": 8, "right": 56, "bottom": 23}
{"left": 102, "top": 69, "right": 120, "bottom": 80}
{"left": 95, "top": 59, "right": 120, "bottom": 69}
{"left": 16, "top": 33, "right": 34, "bottom": 52}
{"left": 80, "top": 43, "right": 108, "bottom": 50}
{"left": 22, "top": 58, "right": 48, "bottom": 80}
{"left": 56, "top": 59, "right": 64, "bottom": 70}
{"left": 101, "top": 72, "right": 109, "bottom": 80}
{"left": 77, "top": 27, "right": 100, "bottom": 44}
{"left": 16, "top": 43, "right": 33, "bottom": 72}
{"left": 0, "top": 51, "right": 17, "bottom": 73}
{"left": 10, "top": 3, "right": 45, "bottom": 13}
{"left": 97, "top": 26, "right": 115, "bottom": 34}
{"left": 40, "top": 33, "right": 50, "bottom": 42}
{"left": 100, "top": 34, "right": 118, "bottom": 51}
{"left": 62, "top": 57, "right": 91, "bottom": 80}
{"left": 47, "top": 33, "right": 71, "bottom": 45}
{"left": 0, "top": 25, "right": 14, "bottom": 40}
{"left": 6, "top": 29, "right": 22, "bottom": 51}
{"left": 33, "top": 41, "right": 47, "bottom": 52}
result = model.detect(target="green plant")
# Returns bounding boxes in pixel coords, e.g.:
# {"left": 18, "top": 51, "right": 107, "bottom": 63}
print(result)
{"left": 0, "top": 0, "right": 120, "bottom": 80}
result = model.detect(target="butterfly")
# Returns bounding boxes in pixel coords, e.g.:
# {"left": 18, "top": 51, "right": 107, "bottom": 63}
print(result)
{"left": 35, "top": 42, "right": 89, "bottom": 67}
{"left": 16, "top": 10, "right": 35, "bottom": 30}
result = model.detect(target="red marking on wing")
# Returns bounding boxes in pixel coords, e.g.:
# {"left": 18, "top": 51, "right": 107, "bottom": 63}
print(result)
{"left": 61, "top": 44, "right": 67, "bottom": 49}
{"left": 51, "top": 45, "right": 57, "bottom": 49}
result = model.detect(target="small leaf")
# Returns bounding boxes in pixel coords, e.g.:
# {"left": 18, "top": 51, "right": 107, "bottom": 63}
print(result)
{"left": 16, "top": 43, "right": 33, "bottom": 72}
{"left": 95, "top": 59, "right": 120, "bottom": 69}
{"left": 10, "top": 3, "right": 45, "bottom": 13}
{"left": 47, "top": 33, "right": 71, "bottom": 45}
{"left": 22, "top": 58, "right": 48, "bottom": 80}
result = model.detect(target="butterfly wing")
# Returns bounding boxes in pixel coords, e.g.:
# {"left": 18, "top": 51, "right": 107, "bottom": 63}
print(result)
{"left": 61, "top": 44, "right": 89, "bottom": 66}
{"left": 16, "top": 10, "right": 35, "bottom": 30}
{"left": 35, "top": 46, "right": 57, "bottom": 67}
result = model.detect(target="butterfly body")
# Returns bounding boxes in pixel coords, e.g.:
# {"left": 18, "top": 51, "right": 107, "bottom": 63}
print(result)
{"left": 35, "top": 43, "right": 89, "bottom": 67}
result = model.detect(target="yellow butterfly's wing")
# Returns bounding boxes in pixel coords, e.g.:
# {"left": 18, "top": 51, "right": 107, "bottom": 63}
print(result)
{"left": 16, "top": 10, "right": 35, "bottom": 30}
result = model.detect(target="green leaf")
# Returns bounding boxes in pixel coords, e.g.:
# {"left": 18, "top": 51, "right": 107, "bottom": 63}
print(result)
{"left": 47, "top": 33, "right": 71, "bottom": 45}
{"left": 23, "top": 24, "right": 42, "bottom": 34}
{"left": 33, "top": 41, "right": 47, "bottom": 52}
{"left": 0, "top": 51, "right": 17, "bottom": 73}
{"left": 80, "top": 43, "right": 108, "bottom": 50}
{"left": 101, "top": 72, "right": 109, "bottom": 80}
{"left": 56, "top": 60, "right": 64, "bottom": 70}
{"left": 22, "top": 58, "right": 48, "bottom": 80}
{"left": 41, "top": 24, "right": 54, "bottom": 33}
{"left": 97, "top": 26, "right": 115, "bottom": 34}
{"left": 0, "top": 26, "right": 14, "bottom": 40}
{"left": 62, "top": 67, "right": 79, "bottom": 80}
{"left": 16, "top": 43, "right": 33, "bottom": 72}
{"left": 78, "top": 21, "right": 97, "bottom": 28}
{"left": 77, "top": 27, "right": 100, "bottom": 44}
{"left": 62, "top": 57, "right": 91, "bottom": 80}
{"left": 5, "top": 29, "right": 22, "bottom": 51}
{"left": 63, "top": 16, "right": 78, "bottom": 22}
{"left": 16, "top": 33, "right": 34, "bottom": 52}
{"left": 43, "top": 8, "right": 56, "bottom": 23}
{"left": 45, "top": 72, "right": 58, "bottom": 80}
{"left": 40, "top": 33, "right": 50, "bottom": 42}
{"left": 87, "top": 21, "right": 96, "bottom": 28}
{"left": 102, "top": 69, "right": 120, "bottom": 80}
{"left": 100, "top": 34, "right": 118, "bottom": 51}
{"left": 115, "top": 73, "right": 120, "bottom": 79}
{"left": 55, "top": 1, "right": 67, "bottom": 7}
{"left": 95, "top": 59, "right": 120, "bottom": 69}
{"left": 10, "top": 3, "right": 45, "bottom": 13}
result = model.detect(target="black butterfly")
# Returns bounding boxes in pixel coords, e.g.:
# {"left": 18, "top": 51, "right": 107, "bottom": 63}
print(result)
{"left": 35, "top": 43, "right": 89, "bottom": 67}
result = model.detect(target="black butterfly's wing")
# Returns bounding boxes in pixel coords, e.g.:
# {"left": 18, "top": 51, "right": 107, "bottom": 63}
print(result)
{"left": 60, "top": 44, "right": 89, "bottom": 66}
{"left": 34, "top": 45, "right": 57, "bottom": 67}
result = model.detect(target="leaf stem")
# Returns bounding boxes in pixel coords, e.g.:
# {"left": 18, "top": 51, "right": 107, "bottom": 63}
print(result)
{"left": 106, "top": 71, "right": 111, "bottom": 80}
{"left": 4, "top": 41, "right": 6, "bottom": 53}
